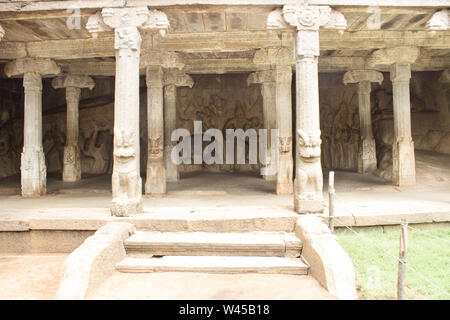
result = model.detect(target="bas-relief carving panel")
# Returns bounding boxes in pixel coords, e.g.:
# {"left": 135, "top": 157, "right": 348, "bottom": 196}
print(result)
{"left": 0, "top": 73, "right": 448, "bottom": 179}
{"left": 176, "top": 74, "right": 264, "bottom": 173}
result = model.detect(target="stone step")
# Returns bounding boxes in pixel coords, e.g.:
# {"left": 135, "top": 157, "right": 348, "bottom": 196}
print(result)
{"left": 116, "top": 206, "right": 298, "bottom": 233}
{"left": 125, "top": 231, "right": 302, "bottom": 257}
{"left": 116, "top": 256, "right": 309, "bottom": 275}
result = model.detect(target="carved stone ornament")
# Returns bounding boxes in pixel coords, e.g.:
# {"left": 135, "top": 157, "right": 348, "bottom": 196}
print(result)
{"left": 279, "top": 137, "right": 292, "bottom": 153}
{"left": 164, "top": 70, "right": 194, "bottom": 88}
{"left": 247, "top": 70, "right": 275, "bottom": 86}
{"left": 368, "top": 47, "right": 420, "bottom": 67}
{"left": 0, "top": 24, "right": 5, "bottom": 41}
{"left": 267, "top": 5, "right": 346, "bottom": 34}
{"left": 4, "top": 58, "right": 61, "bottom": 78}
{"left": 426, "top": 9, "right": 449, "bottom": 36}
{"left": 52, "top": 74, "right": 95, "bottom": 90}
{"left": 86, "top": 8, "right": 169, "bottom": 38}
{"left": 343, "top": 70, "right": 383, "bottom": 85}
{"left": 271, "top": 47, "right": 294, "bottom": 65}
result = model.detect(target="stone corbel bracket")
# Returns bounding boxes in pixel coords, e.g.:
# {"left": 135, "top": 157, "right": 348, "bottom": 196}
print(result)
{"left": 247, "top": 70, "right": 275, "bottom": 87}
{"left": 142, "top": 51, "right": 186, "bottom": 70}
{"left": 164, "top": 69, "right": 194, "bottom": 88}
{"left": 426, "top": 9, "right": 449, "bottom": 36}
{"left": 368, "top": 46, "right": 421, "bottom": 68}
{"left": 439, "top": 69, "right": 450, "bottom": 84}
{"left": 252, "top": 47, "right": 294, "bottom": 66}
{"left": 267, "top": 5, "right": 347, "bottom": 35}
{"left": 0, "top": 24, "right": 5, "bottom": 41}
{"left": 86, "top": 7, "right": 169, "bottom": 38}
{"left": 4, "top": 57, "right": 61, "bottom": 77}
{"left": 343, "top": 70, "right": 383, "bottom": 86}
{"left": 52, "top": 74, "right": 95, "bottom": 90}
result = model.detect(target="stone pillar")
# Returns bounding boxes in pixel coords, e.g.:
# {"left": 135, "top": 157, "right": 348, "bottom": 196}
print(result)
{"left": 4, "top": 58, "right": 61, "bottom": 197}
{"left": 437, "top": 70, "right": 450, "bottom": 132}
{"left": 248, "top": 70, "right": 276, "bottom": 180}
{"left": 267, "top": 5, "right": 347, "bottom": 213}
{"left": 146, "top": 66, "right": 166, "bottom": 194}
{"left": 391, "top": 63, "right": 416, "bottom": 187}
{"left": 343, "top": 70, "right": 383, "bottom": 174}
{"left": 252, "top": 48, "right": 294, "bottom": 194}
{"left": 275, "top": 62, "right": 294, "bottom": 194}
{"left": 163, "top": 69, "right": 194, "bottom": 182}
{"left": 52, "top": 74, "right": 95, "bottom": 182}
{"left": 87, "top": 7, "right": 169, "bottom": 215}
{"left": 369, "top": 47, "right": 420, "bottom": 187}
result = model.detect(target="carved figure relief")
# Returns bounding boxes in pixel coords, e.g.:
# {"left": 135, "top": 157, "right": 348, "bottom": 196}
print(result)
{"left": 295, "top": 129, "right": 323, "bottom": 198}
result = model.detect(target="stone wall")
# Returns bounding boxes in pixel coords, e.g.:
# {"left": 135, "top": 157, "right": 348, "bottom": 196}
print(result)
{"left": 319, "top": 71, "right": 450, "bottom": 179}
{"left": 177, "top": 73, "right": 264, "bottom": 173}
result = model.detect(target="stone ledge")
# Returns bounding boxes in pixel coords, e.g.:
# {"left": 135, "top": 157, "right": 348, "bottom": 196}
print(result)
{"left": 295, "top": 215, "right": 357, "bottom": 300}
{"left": 55, "top": 222, "right": 135, "bottom": 300}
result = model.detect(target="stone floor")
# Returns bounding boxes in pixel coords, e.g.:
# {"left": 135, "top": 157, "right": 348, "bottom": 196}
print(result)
{"left": 0, "top": 151, "right": 448, "bottom": 227}
{"left": 86, "top": 272, "right": 335, "bottom": 300}
{"left": 0, "top": 253, "right": 68, "bottom": 300}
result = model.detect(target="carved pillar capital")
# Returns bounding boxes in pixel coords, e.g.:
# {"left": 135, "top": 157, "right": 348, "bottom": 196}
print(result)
{"left": 164, "top": 69, "right": 194, "bottom": 88}
{"left": 4, "top": 58, "right": 61, "bottom": 78}
{"left": 0, "top": 24, "right": 5, "bottom": 41}
{"left": 52, "top": 74, "right": 95, "bottom": 90}
{"left": 368, "top": 47, "right": 420, "bottom": 68}
{"left": 390, "top": 63, "right": 412, "bottom": 83}
{"left": 343, "top": 70, "right": 383, "bottom": 85}
{"left": 247, "top": 70, "right": 275, "bottom": 86}
{"left": 267, "top": 5, "right": 346, "bottom": 58}
{"left": 426, "top": 9, "right": 449, "bottom": 36}
{"left": 23, "top": 72, "right": 42, "bottom": 92}
{"left": 146, "top": 66, "right": 164, "bottom": 88}
{"left": 87, "top": 7, "right": 169, "bottom": 37}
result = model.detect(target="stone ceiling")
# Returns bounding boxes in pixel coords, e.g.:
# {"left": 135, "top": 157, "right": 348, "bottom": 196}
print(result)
{"left": 0, "top": 5, "right": 448, "bottom": 74}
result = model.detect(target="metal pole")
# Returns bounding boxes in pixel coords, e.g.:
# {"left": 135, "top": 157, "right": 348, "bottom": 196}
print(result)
{"left": 328, "top": 171, "right": 335, "bottom": 233}
{"left": 397, "top": 221, "right": 408, "bottom": 300}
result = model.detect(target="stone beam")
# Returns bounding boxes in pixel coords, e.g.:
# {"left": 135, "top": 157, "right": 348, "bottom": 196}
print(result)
{"left": 0, "top": 29, "right": 447, "bottom": 62}
{"left": 0, "top": 0, "right": 448, "bottom": 12}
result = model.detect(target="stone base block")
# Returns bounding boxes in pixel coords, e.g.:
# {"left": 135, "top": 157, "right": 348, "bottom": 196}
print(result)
{"left": 145, "top": 162, "right": 166, "bottom": 194}
{"left": 358, "top": 138, "right": 377, "bottom": 174}
{"left": 62, "top": 145, "right": 81, "bottom": 182}
{"left": 294, "top": 195, "right": 324, "bottom": 214}
{"left": 392, "top": 139, "right": 416, "bottom": 187}
{"left": 276, "top": 182, "right": 293, "bottom": 195}
{"left": 21, "top": 149, "right": 47, "bottom": 197}
{"left": 111, "top": 198, "right": 143, "bottom": 217}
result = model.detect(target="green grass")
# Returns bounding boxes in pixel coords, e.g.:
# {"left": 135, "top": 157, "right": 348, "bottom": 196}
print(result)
{"left": 337, "top": 227, "right": 450, "bottom": 300}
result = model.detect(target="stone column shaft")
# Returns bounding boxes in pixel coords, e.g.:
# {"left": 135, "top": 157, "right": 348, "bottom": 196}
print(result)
{"left": 276, "top": 64, "right": 293, "bottom": 194}
{"left": 266, "top": 4, "right": 347, "bottom": 213}
{"left": 294, "top": 36, "right": 324, "bottom": 213}
{"left": 357, "top": 81, "right": 377, "bottom": 174}
{"left": 261, "top": 78, "right": 277, "bottom": 181}
{"left": 85, "top": 7, "right": 169, "bottom": 215}
{"left": 21, "top": 72, "right": 46, "bottom": 197}
{"left": 52, "top": 74, "right": 95, "bottom": 182}
{"left": 391, "top": 63, "right": 415, "bottom": 186}
{"left": 62, "top": 87, "right": 82, "bottom": 182}
{"left": 146, "top": 66, "right": 166, "bottom": 194}
{"left": 164, "top": 83, "right": 178, "bottom": 182}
